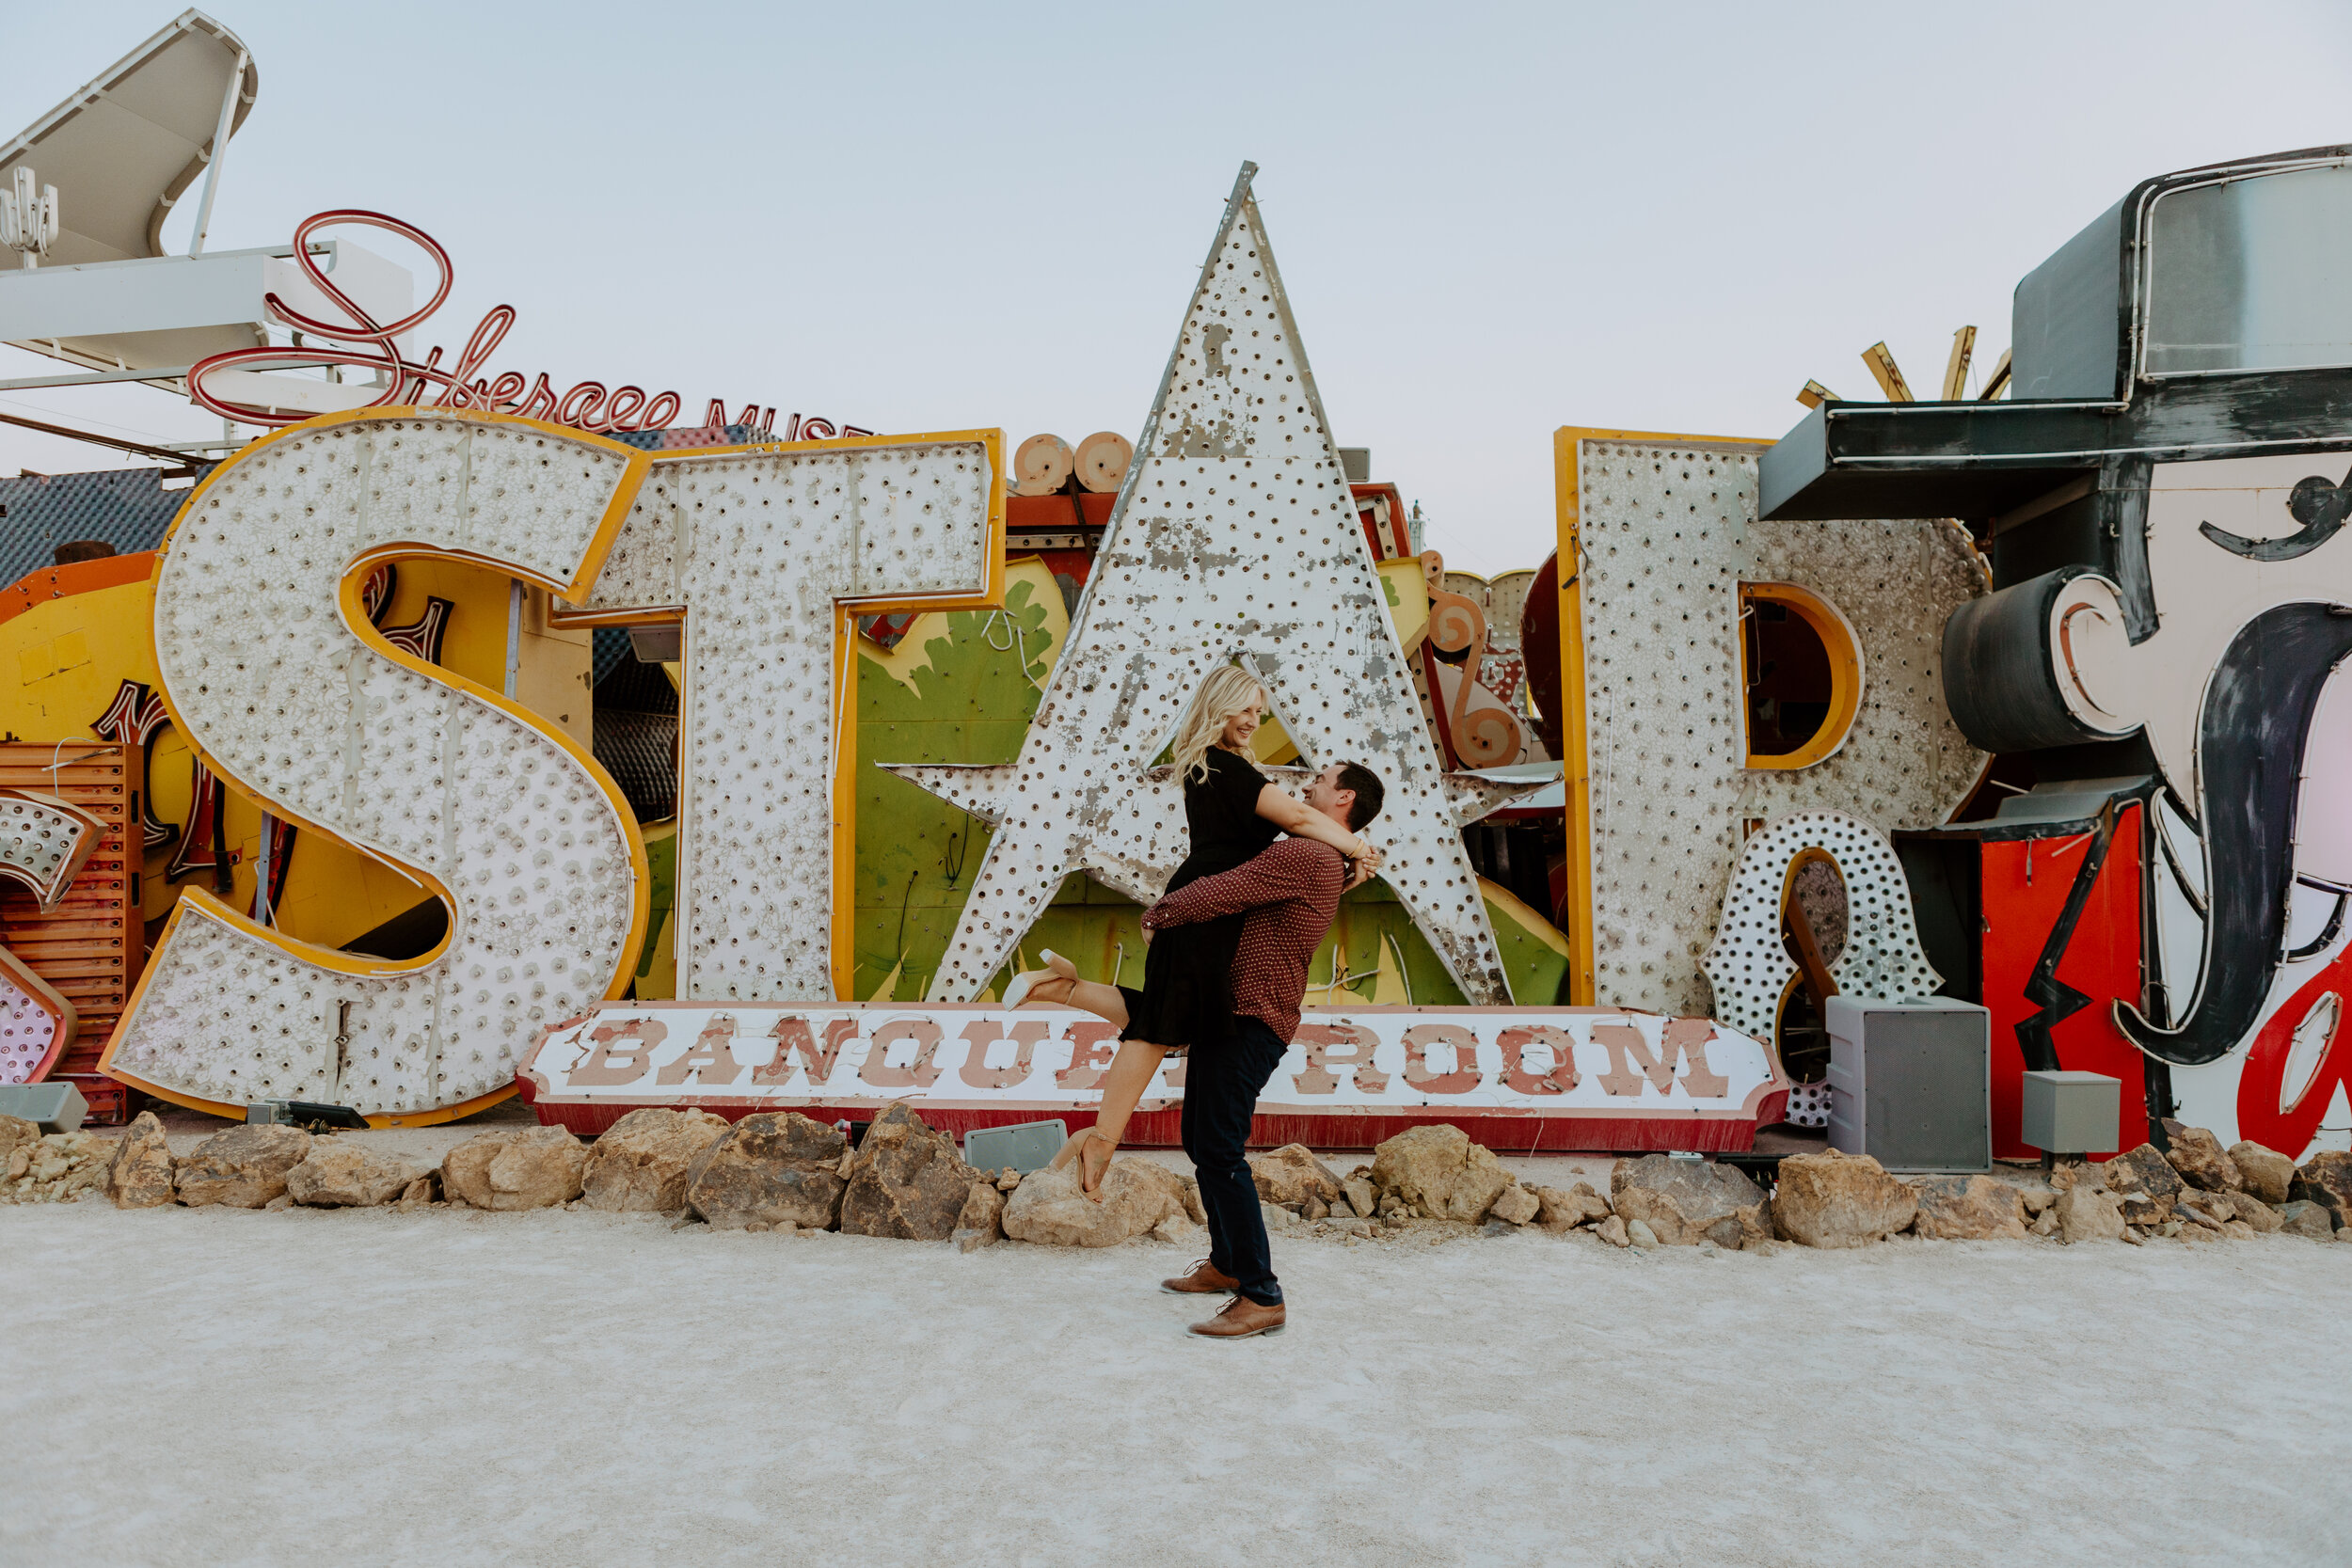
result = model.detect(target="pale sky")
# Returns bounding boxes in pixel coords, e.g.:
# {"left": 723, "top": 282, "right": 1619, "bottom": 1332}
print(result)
{"left": 5, "top": 1, "right": 2350, "bottom": 574}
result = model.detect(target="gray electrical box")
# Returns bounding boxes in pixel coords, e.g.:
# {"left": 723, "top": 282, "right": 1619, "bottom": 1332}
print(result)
{"left": 2020, "top": 1069, "right": 2121, "bottom": 1157}
{"left": 0, "top": 1081, "right": 87, "bottom": 1132}
{"left": 1825, "top": 995, "right": 1992, "bottom": 1172}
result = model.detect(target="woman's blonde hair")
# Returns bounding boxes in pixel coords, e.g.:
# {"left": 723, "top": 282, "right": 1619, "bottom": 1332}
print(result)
{"left": 1168, "top": 666, "right": 1266, "bottom": 784}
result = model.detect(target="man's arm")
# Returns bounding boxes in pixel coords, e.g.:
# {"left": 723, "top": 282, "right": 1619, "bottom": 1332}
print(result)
{"left": 1141, "top": 838, "right": 1337, "bottom": 930}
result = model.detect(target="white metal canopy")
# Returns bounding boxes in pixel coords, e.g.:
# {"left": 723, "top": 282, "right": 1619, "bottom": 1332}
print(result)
{"left": 0, "top": 8, "right": 257, "bottom": 266}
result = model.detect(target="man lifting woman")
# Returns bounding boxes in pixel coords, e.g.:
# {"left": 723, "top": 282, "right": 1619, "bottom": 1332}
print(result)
{"left": 1001, "top": 666, "right": 1384, "bottom": 1338}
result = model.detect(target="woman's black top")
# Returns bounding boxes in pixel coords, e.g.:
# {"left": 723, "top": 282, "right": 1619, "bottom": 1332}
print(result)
{"left": 1117, "top": 746, "right": 1280, "bottom": 1053}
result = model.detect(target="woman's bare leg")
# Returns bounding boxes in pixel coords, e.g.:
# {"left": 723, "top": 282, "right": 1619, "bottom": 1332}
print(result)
{"left": 1047, "top": 1035, "right": 1166, "bottom": 1196}
{"left": 1060, "top": 978, "right": 1129, "bottom": 1029}
{"left": 1009, "top": 971, "right": 1129, "bottom": 1030}
{"left": 1089, "top": 1040, "right": 1164, "bottom": 1151}
{"left": 1073, "top": 1040, "right": 1168, "bottom": 1196}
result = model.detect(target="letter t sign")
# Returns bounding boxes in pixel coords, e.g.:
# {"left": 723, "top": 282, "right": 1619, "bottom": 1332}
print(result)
{"left": 557, "top": 430, "right": 1005, "bottom": 1002}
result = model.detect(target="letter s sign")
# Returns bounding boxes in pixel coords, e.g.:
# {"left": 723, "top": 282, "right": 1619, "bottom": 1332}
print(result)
{"left": 102, "top": 410, "right": 652, "bottom": 1125}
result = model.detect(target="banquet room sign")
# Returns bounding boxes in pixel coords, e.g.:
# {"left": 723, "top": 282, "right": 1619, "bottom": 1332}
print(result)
{"left": 517, "top": 1004, "right": 1791, "bottom": 1151}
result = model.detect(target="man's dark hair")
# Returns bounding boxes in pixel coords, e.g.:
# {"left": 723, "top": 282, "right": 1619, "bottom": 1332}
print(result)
{"left": 1334, "top": 761, "right": 1384, "bottom": 831}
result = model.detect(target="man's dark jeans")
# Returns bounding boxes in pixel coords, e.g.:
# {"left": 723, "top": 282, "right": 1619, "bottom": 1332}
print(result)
{"left": 1181, "top": 1015, "right": 1288, "bottom": 1306}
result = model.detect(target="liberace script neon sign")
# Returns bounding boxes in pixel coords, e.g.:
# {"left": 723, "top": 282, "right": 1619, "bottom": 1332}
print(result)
{"left": 187, "top": 208, "right": 866, "bottom": 440}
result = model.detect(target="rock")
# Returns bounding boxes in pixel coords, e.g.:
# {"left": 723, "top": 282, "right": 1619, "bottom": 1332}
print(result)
{"left": 263, "top": 1194, "right": 294, "bottom": 1211}
{"left": 1376, "top": 1193, "right": 1406, "bottom": 1219}
{"left": 104, "top": 1111, "right": 176, "bottom": 1209}
{"left": 1303, "top": 1194, "right": 1330, "bottom": 1222}
{"left": 2016, "top": 1181, "right": 2058, "bottom": 1216}
{"left": 1248, "top": 1144, "right": 1345, "bottom": 1211}
{"left": 2337, "top": 1225, "right": 2352, "bottom": 1243}
{"left": 1370, "top": 1124, "right": 1512, "bottom": 1222}
{"left": 2221, "top": 1191, "right": 2283, "bottom": 1233}
{"left": 2030, "top": 1206, "right": 2059, "bottom": 1237}
{"left": 0, "top": 1113, "right": 38, "bottom": 1170}
{"left": 683, "top": 1112, "right": 847, "bottom": 1230}
{"left": 1771, "top": 1148, "right": 1918, "bottom": 1248}
{"left": 440, "top": 1125, "right": 587, "bottom": 1212}
{"left": 2096, "top": 1145, "right": 2185, "bottom": 1227}
{"left": 2292, "top": 1150, "right": 2352, "bottom": 1224}
{"left": 952, "top": 1180, "right": 1006, "bottom": 1252}
{"left": 2177, "top": 1190, "right": 2236, "bottom": 1231}
{"left": 1479, "top": 1218, "right": 1518, "bottom": 1238}
{"left": 51, "top": 1140, "right": 105, "bottom": 1201}
{"left": 2280, "top": 1199, "right": 2336, "bottom": 1239}
{"left": 2222, "top": 1218, "right": 2259, "bottom": 1241}
{"left": 2120, "top": 1226, "right": 2145, "bottom": 1245}
{"left": 1911, "top": 1175, "right": 2028, "bottom": 1240}
{"left": 1342, "top": 1176, "right": 1378, "bottom": 1218}
{"left": 2048, "top": 1161, "right": 2095, "bottom": 1191}
{"left": 580, "top": 1108, "right": 732, "bottom": 1212}
{"left": 2229, "top": 1142, "right": 2295, "bottom": 1205}
{"left": 1610, "top": 1155, "right": 1769, "bottom": 1247}
{"left": 2161, "top": 1122, "right": 2243, "bottom": 1192}
{"left": 1594, "top": 1214, "right": 1629, "bottom": 1247}
{"left": 1152, "top": 1213, "right": 1203, "bottom": 1245}
{"left": 174, "top": 1124, "right": 314, "bottom": 1209}
{"left": 395, "top": 1174, "right": 438, "bottom": 1210}
{"left": 285, "top": 1141, "right": 425, "bottom": 1208}
{"left": 838, "top": 1103, "right": 981, "bottom": 1241}
{"left": 1262, "top": 1200, "right": 1301, "bottom": 1231}
{"left": 1626, "top": 1218, "right": 1661, "bottom": 1249}
{"left": 2055, "top": 1184, "right": 2125, "bottom": 1243}
{"left": 1534, "top": 1181, "right": 1613, "bottom": 1232}
{"left": 995, "top": 1169, "right": 1022, "bottom": 1192}
{"left": 1002, "top": 1158, "right": 1186, "bottom": 1246}
{"left": 2177, "top": 1220, "right": 2223, "bottom": 1245}
{"left": 1488, "top": 1183, "right": 1540, "bottom": 1226}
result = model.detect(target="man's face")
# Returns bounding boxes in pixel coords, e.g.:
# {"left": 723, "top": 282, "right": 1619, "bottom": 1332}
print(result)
{"left": 1304, "top": 764, "right": 1354, "bottom": 826}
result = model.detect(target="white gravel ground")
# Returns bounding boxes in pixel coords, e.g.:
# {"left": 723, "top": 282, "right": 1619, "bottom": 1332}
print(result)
{"left": 5, "top": 1170, "right": 2347, "bottom": 1567}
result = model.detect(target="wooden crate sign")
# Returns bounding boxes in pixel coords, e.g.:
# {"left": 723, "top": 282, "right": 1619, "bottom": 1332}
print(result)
{"left": 0, "top": 742, "right": 142, "bottom": 1111}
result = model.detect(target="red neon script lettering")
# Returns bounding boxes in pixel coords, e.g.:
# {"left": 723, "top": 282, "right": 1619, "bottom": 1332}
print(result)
{"left": 189, "top": 209, "right": 845, "bottom": 438}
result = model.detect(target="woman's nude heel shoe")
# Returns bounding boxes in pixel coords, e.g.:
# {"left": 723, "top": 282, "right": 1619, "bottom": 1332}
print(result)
{"left": 1000, "top": 948, "right": 1077, "bottom": 1009}
{"left": 1049, "top": 1125, "right": 1118, "bottom": 1196}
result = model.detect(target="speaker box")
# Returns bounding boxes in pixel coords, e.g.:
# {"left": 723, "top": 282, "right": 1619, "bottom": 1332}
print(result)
{"left": 1825, "top": 995, "right": 1992, "bottom": 1173}
{"left": 962, "top": 1119, "right": 1069, "bottom": 1176}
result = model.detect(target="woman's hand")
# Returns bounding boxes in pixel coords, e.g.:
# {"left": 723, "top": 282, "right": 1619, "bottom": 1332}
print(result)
{"left": 1345, "top": 843, "right": 1383, "bottom": 891}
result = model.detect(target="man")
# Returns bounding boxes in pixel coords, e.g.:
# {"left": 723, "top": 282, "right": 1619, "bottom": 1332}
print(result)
{"left": 1142, "top": 758, "right": 1386, "bottom": 1339}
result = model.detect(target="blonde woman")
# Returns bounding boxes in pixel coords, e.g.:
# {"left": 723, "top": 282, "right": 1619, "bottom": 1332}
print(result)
{"left": 1001, "top": 666, "right": 1382, "bottom": 1194}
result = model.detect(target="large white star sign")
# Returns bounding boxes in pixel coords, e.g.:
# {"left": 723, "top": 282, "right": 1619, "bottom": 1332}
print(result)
{"left": 891, "top": 163, "right": 1529, "bottom": 1005}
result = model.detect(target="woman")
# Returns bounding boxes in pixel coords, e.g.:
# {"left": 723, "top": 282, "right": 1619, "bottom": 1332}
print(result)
{"left": 1000, "top": 665, "right": 1382, "bottom": 1194}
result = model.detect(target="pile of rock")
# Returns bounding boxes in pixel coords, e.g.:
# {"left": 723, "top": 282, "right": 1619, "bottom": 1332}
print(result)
{"left": 70, "top": 1101, "right": 2352, "bottom": 1261}
{"left": 2027, "top": 1123, "right": 2350, "bottom": 1246}
{"left": 1, "top": 1114, "right": 110, "bottom": 1204}
{"left": 1233, "top": 1124, "right": 1636, "bottom": 1246}
{"left": 91, "top": 1116, "right": 439, "bottom": 1212}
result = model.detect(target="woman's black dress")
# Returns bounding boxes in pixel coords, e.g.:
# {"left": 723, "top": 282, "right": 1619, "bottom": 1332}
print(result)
{"left": 1117, "top": 747, "right": 1279, "bottom": 1053}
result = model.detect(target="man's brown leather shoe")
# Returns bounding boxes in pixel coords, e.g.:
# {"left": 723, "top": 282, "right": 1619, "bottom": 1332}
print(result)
{"left": 1161, "top": 1259, "right": 1239, "bottom": 1295}
{"left": 1189, "top": 1294, "right": 1286, "bottom": 1339}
